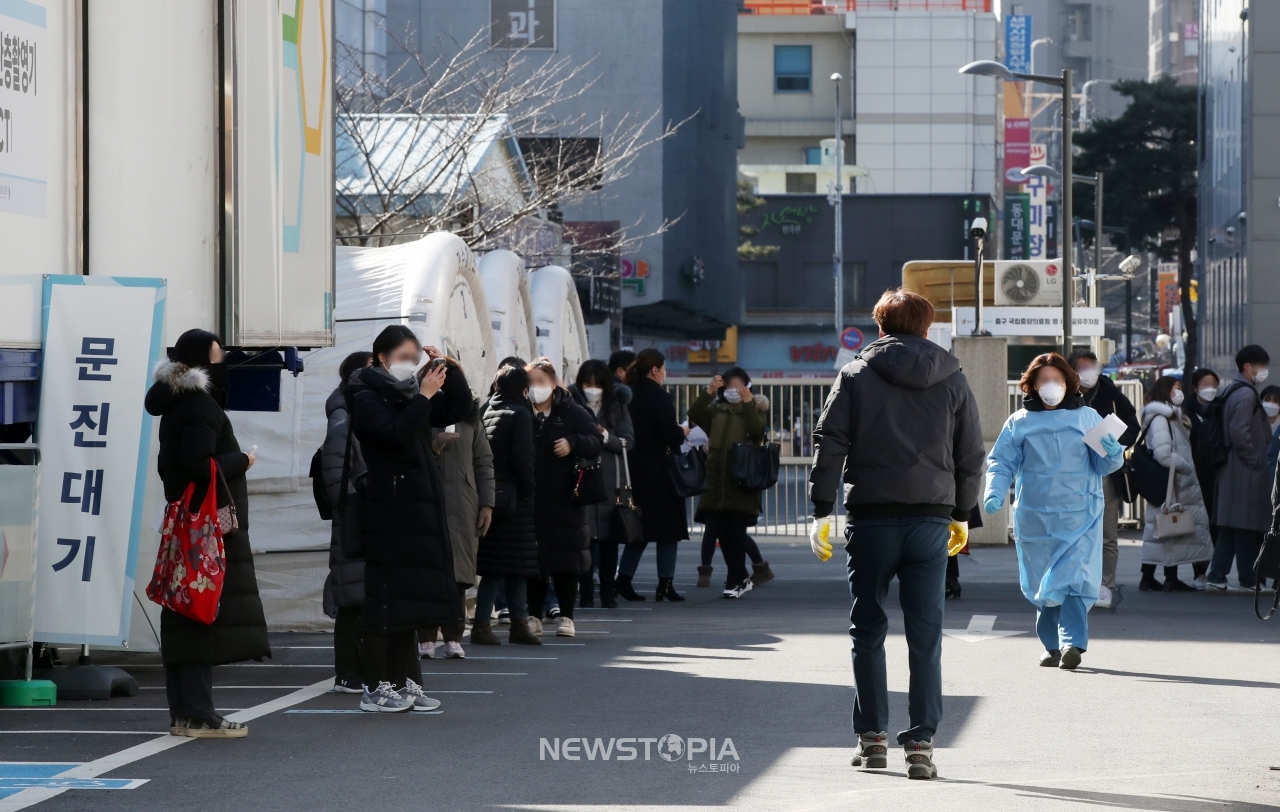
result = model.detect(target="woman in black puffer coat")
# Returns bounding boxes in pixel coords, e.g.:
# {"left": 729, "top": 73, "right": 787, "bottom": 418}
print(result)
{"left": 525, "top": 358, "right": 603, "bottom": 638}
{"left": 474, "top": 364, "right": 542, "bottom": 646}
{"left": 144, "top": 329, "right": 269, "bottom": 738}
{"left": 347, "top": 325, "right": 472, "bottom": 713}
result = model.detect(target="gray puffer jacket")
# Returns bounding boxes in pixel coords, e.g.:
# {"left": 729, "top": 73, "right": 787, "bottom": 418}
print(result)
{"left": 808, "top": 333, "right": 984, "bottom": 521}
{"left": 321, "top": 384, "right": 366, "bottom": 617}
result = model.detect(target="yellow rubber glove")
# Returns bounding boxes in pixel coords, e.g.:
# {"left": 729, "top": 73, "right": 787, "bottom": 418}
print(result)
{"left": 809, "top": 517, "right": 833, "bottom": 562}
{"left": 947, "top": 520, "right": 969, "bottom": 557}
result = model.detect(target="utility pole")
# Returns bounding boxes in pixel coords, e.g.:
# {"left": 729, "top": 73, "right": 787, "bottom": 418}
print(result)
{"left": 831, "top": 73, "right": 844, "bottom": 346}
{"left": 1061, "top": 68, "right": 1074, "bottom": 358}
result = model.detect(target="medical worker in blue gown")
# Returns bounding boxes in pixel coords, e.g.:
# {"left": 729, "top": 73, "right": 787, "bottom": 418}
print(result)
{"left": 984, "top": 353, "right": 1126, "bottom": 671}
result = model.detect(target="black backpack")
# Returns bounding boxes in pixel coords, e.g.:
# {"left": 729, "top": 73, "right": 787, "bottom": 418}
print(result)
{"left": 309, "top": 447, "right": 332, "bottom": 521}
{"left": 1194, "top": 381, "right": 1254, "bottom": 472}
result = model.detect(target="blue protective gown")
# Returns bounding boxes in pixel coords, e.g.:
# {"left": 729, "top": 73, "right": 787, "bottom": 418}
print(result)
{"left": 985, "top": 400, "right": 1125, "bottom": 610}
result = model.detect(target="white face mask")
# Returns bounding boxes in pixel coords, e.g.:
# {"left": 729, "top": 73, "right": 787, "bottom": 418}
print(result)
{"left": 582, "top": 386, "right": 603, "bottom": 403}
{"left": 1255, "top": 368, "right": 1270, "bottom": 384}
{"left": 1198, "top": 387, "right": 1218, "bottom": 402}
{"left": 387, "top": 361, "right": 419, "bottom": 382}
{"left": 529, "top": 385, "right": 553, "bottom": 405}
{"left": 1077, "top": 367, "right": 1100, "bottom": 389}
{"left": 1171, "top": 389, "right": 1185, "bottom": 406}
{"left": 723, "top": 388, "right": 742, "bottom": 404}
{"left": 1038, "top": 382, "right": 1066, "bottom": 407}
{"left": 1265, "top": 402, "right": 1280, "bottom": 419}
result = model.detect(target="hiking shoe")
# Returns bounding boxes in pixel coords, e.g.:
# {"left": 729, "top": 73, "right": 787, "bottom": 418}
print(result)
{"left": 751, "top": 561, "right": 776, "bottom": 586}
{"left": 1094, "top": 585, "right": 1113, "bottom": 609}
{"left": 401, "top": 679, "right": 442, "bottom": 712}
{"left": 850, "top": 731, "right": 888, "bottom": 768}
{"left": 904, "top": 741, "right": 937, "bottom": 779}
{"left": 470, "top": 620, "right": 501, "bottom": 645}
{"left": 331, "top": 677, "right": 363, "bottom": 694}
{"left": 442, "top": 641, "right": 465, "bottom": 659}
{"left": 509, "top": 617, "right": 543, "bottom": 646}
{"left": 556, "top": 617, "right": 576, "bottom": 637}
{"left": 360, "top": 681, "right": 414, "bottom": 713}
{"left": 183, "top": 715, "right": 248, "bottom": 738}
{"left": 419, "top": 641, "right": 436, "bottom": 659}
{"left": 722, "top": 579, "right": 754, "bottom": 599}
{"left": 1059, "top": 646, "right": 1083, "bottom": 670}
{"left": 527, "top": 617, "right": 544, "bottom": 635}
{"left": 1039, "top": 649, "right": 1061, "bottom": 667}
{"left": 696, "top": 565, "right": 713, "bottom": 588}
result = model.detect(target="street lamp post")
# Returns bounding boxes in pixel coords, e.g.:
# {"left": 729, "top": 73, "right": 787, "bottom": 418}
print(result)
{"left": 830, "top": 73, "right": 844, "bottom": 347}
{"left": 961, "top": 61, "right": 1074, "bottom": 356}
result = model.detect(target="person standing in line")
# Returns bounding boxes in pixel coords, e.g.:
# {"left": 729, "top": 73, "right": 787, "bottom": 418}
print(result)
{"left": 688, "top": 367, "right": 769, "bottom": 599}
{"left": 617, "top": 349, "right": 691, "bottom": 602}
{"left": 524, "top": 358, "right": 602, "bottom": 636}
{"left": 145, "top": 329, "right": 270, "bottom": 738}
{"left": 1260, "top": 386, "right": 1280, "bottom": 482}
{"left": 321, "top": 351, "right": 373, "bottom": 693}
{"left": 1068, "top": 350, "right": 1139, "bottom": 609}
{"left": 419, "top": 359, "right": 494, "bottom": 659}
{"left": 348, "top": 325, "right": 472, "bottom": 713}
{"left": 1207, "top": 345, "right": 1272, "bottom": 590}
{"left": 808, "top": 289, "right": 984, "bottom": 780}
{"left": 697, "top": 528, "right": 775, "bottom": 588}
{"left": 1136, "top": 376, "right": 1214, "bottom": 591}
{"left": 473, "top": 364, "right": 542, "bottom": 646}
{"left": 1186, "top": 368, "right": 1222, "bottom": 588}
{"left": 609, "top": 350, "right": 636, "bottom": 387}
{"left": 569, "top": 359, "right": 634, "bottom": 609}
{"left": 986, "top": 353, "right": 1126, "bottom": 672}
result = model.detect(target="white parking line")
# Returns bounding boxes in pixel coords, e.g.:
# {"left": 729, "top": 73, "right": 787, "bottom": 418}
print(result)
{"left": 117, "top": 664, "right": 334, "bottom": 668}
{"left": 541, "top": 643, "right": 585, "bottom": 646}
{"left": 0, "top": 731, "right": 163, "bottom": 735}
{"left": 0, "top": 679, "right": 332, "bottom": 812}
{"left": 416, "top": 672, "right": 527, "bottom": 676}
{"left": 460, "top": 657, "right": 557, "bottom": 660}
{"left": 571, "top": 619, "right": 632, "bottom": 622}
{"left": 284, "top": 710, "right": 442, "bottom": 715}
{"left": 0, "top": 708, "right": 244, "bottom": 713}
{"left": 138, "top": 686, "right": 309, "bottom": 690}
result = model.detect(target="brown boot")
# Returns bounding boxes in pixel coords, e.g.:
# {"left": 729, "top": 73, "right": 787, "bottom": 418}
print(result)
{"left": 470, "top": 620, "right": 501, "bottom": 646}
{"left": 509, "top": 617, "right": 543, "bottom": 645}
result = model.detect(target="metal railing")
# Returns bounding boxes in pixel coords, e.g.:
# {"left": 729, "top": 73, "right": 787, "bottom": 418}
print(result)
{"left": 741, "top": 0, "right": 990, "bottom": 13}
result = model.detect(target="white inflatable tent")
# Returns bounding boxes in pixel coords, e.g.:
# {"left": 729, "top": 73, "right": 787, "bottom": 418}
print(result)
{"left": 241, "top": 232, "right": 496, "bottom": 561}
{"left": 529, "top": 265, "right": 590, "bottom": 383}
{"left": 479, "top": 249, "right": 537, "bottom": 364}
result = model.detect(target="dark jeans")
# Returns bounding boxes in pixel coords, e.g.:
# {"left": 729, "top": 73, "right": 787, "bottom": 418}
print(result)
{"left": 529, "top": 573, "right": 578, "bottom": 620}
{"left": 846, "top": 517, "right": 948, "bottom": 745}
{"left": 165, "top": 663, "right": 214, "bottom": 720}
{"left": 619, "top": 540, "right": 678, "bottom": 579}
{"left": 701, "top": 529, "right": 763, "bottom": 567}
{"left": 1208, "top": 527, "right": 1260, "bottom": 587}
{"left": 476, "top": 575, "right": 527, "bottom": 622}
{"left": 361, "top": 630, "right": 421, "bottom": 691}
{"left": 421, "top": 583, "right": 469, "bottom": 645}
{"left": 583, "top": 539, "right": 619, "bottom": 602}
{"left": 703, "top": 511, "right": 753, "bottom": 588}
{"left": 334, "top": 606, "right": 364, "bottom": 685}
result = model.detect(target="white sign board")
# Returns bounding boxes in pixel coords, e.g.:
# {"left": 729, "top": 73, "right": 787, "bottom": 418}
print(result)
{"left": 954, "top": 306, "right": 1106, "bottom": 338}
{"left": 34, "top": 277, "right": 166, "bottom": 646}
{"left": 0, "top": 0, "right": 47, "bottom": 217}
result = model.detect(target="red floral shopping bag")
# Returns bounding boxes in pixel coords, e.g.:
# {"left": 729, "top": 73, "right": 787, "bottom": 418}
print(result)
{"left": 146, "top": 458, "right": 227, "bottom": 624}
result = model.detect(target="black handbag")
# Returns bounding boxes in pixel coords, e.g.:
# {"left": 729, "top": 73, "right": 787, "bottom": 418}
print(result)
{"left": 610, "top": 443, "right": 644, "bottom": 545}
{"left": 309, "top": 447, "right": 332, "bottom": 520}
{"left": 336, "top": 403, "right": 364, "bottom": 560}
{"left": 1125, "top": 420, "right": 1169, "bottom": 504}
{"left": 667, "top": 445, "right": 708, "bottom": 498}
{"left": 1255, "top": 530, "right": 1280, "bottom": 620}
{"left": 571, "top": 458, "right": 608, "bottom": 506}
{"left": 728, "top": 441, "right": 781, "bottom": 491}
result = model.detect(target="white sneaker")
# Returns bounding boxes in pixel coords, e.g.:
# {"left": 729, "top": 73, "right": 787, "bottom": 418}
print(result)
{"left": 418, "top": 641, "right": 436, "bottom": 659}
{"left": 496, "top": 608, "right": 510, "bottom": 624}
{"left": 401, "top": 679, "right": 442, "bottom": 712}
{"left": 527, "top": 617, "right": 544, "bottom": 635}
{"left": 556, "top": 617, "right": 576, "bottom": 637}
{"left": 722, "top": 579, "right": 754, "bottom": 599}
{"left": 442, "top": 641, "right": 465, "bottom": 659}
{"left": 1191, "top": 575, "right": 1208, "bottom": 590}
{"left": 1094, "top": 585, "right": 1113, "bottom": 609}
{"left": 359, "top": 681, "right": 414, "bottom": 713}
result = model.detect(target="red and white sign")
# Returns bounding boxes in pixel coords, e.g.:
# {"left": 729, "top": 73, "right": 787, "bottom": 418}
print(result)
{"left": 1004, "top": 118, "right": 1031, "bottom": 182}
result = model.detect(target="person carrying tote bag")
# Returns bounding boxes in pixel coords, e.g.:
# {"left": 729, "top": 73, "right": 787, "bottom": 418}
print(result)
{"left": 1137, "top": 377, "right": 1214, "bottom": 592}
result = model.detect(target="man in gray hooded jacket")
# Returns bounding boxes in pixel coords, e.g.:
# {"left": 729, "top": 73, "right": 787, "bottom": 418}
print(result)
{"left": 809, "top": 287, "right": 984, "bottom": 780}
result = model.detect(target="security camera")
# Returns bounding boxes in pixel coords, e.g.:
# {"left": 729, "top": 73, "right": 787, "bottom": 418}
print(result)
{"left": 970, "top": 217, "right": 988, "bottom": 239}
{"left": 1226, "top": 226, "right": 1236, "bottom": 236}
{"left": 1118, "top": 254, "right": 1141, "bottom": 278}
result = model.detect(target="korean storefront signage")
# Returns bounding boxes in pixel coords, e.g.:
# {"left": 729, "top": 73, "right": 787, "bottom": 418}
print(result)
{"left": 491, "top": 0, "right": 556, "bottom": 49}
{"left": 954, "top": 306, "right": 1105, "bottom": 338}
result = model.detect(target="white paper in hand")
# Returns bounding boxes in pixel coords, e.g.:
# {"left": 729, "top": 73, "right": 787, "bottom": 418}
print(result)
{"left": 1082, "top": 413, "right": 1128, "bottom": 457}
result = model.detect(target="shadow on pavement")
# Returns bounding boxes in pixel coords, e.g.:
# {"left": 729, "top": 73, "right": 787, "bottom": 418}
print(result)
{"left": 1082, "top": 667, "right": 1280, "bottom": 691}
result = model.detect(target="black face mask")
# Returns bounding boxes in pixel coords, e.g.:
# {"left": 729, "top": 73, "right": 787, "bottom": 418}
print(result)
{"left": 206, "top": 363, "right": 230, "bottom": 407}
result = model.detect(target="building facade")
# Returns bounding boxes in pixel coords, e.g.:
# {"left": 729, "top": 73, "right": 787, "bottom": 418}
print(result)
{"left": 385, "top": 0, "right": 742, "bottom": 339}
{"left": 1198, "top": 0, "right": 1280, "bottom": 372}
{"left": 1149, "top": 0, "right": 1199, "bottom": 85}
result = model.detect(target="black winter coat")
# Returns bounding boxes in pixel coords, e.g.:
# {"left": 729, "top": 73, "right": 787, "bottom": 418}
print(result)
{"left": 350, "top": 365, "right": 472, "bottom": 632}
{"left": 627, "top": 377, "right": 690, "bottom": 542}
{"left": 144, "top": 361, "right": 271, "bottom": 668}
{"left": 1081, "top": 374, "right": 1141, "bottom": 494}
{"left": 532, "top": 389, "right": 603, "bottom": 574}
{"left": 321, "top": 385, "right": 365, "bottom": 617}
{"left": 569, "top": 383, "right": 635, "bottom": 540}
{"left": 478, "top": 393, "right": 539, "bottom": 577}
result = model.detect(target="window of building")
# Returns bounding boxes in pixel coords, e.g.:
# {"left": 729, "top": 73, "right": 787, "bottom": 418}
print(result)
{"left": 785, "top": 172, "right": 817, "bottom": 194}
{"left": 804, "top": 146, "right": 822, "bottom": 165}
{"left": 774, "top": 45, "right": 812, "bottom": 92}
{"left": 1064, "top": 5, "right": 1091, "bottom": 42}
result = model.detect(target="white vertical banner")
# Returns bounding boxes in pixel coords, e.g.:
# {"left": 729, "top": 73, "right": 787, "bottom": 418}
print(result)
{"left": 34, "top": 276, "right": 166, "bottom": 646}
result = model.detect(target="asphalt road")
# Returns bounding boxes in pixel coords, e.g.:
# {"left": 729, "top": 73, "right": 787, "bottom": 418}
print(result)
{"left": 4, "top": 537, "right": 1280, "bottom": 812}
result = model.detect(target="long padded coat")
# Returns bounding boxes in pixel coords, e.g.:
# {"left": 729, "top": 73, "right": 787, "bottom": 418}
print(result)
{"left": 432, "top": 404, "right": 495, "bottom": 587}
{"left": 1214, "top": 378, "right": 1272, "bottom": 533}
{"left": 321, "top": 385, "right": 365, "bottom": 616}
{"left": 568, "top": 383, "right": 635, "bottom": 540}
{"left": 532, "top": 388, "right": 603, "bottom": 575}
{"left": 626, "top": 376, "right": 690, "bottom": 543}
{"left": 145, "top": 361, "right": 271, "bottom": 667}
{"left": 477, "top": 392, "right": 540, "bottom": 578}
{"left": 1138, "top": 401, "right": 1214, "bottom": 566}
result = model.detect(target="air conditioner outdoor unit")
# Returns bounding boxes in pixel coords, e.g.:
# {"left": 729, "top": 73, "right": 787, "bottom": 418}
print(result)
{"left": 993, "top": 260, "right": 1063, "bottom": 307}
